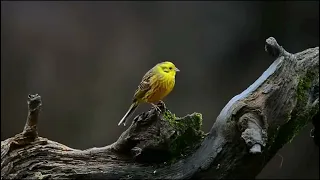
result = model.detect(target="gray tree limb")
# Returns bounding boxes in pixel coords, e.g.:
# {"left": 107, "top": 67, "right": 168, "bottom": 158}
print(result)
{"left": 1, "top": 37, "right": 319, "bottom": 179}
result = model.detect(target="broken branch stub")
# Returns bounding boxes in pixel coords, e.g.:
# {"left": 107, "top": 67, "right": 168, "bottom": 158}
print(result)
{"left": 22, "top": 94, "right": 42, "bottom": 139}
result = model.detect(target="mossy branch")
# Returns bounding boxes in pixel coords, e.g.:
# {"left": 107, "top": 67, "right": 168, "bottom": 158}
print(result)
{"left": 1, "top": 37, "right": 319, "bottom": 179}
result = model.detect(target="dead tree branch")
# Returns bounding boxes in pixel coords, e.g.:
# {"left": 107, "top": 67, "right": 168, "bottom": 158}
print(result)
{"left": 1, "top": 37, "right": 319, "bottom": 179}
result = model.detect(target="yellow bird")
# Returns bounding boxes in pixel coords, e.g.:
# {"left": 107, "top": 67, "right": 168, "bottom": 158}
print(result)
{"left": 118, "top": 61, "right": 180, "bottom": 126}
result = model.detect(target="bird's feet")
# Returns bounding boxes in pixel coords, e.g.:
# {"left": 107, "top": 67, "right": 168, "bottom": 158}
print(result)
{"left": 157, "top": 100, "right": 167, "bottom": 110}
{"left": 151, "top": 103, "right": 162, "bottom": 113}
{"left": 151, "top": 100, "right": 167, "bottom": 113}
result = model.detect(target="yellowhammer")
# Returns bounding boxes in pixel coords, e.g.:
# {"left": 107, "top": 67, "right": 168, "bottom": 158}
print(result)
{"left": 118, "top": 61, "right": 180, "bottom": 126}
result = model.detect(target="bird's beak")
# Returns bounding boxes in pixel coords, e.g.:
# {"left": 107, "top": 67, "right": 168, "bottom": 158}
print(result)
{"left": 175, "top": 67, "right": 180, "bottom": 72}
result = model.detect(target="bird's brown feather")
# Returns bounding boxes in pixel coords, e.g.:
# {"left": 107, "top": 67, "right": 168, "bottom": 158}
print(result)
{"left": 133, "top": 68, "right": 155, "bottom": 102}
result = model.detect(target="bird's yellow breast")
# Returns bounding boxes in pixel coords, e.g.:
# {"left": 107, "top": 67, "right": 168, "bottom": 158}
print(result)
{"left": 144, "top": 73, "right": 175, "bottom": 103}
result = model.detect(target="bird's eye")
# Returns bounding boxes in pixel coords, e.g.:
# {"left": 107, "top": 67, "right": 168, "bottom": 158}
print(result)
{"left": 169, "top": 67, "right": 173, "bottom": 70}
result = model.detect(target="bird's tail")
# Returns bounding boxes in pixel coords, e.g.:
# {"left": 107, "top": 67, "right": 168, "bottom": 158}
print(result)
{"left": 118, "top": 101, "right": 139, "bottom": 126}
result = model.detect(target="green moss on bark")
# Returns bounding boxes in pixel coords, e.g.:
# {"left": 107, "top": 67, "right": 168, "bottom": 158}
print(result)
{"left": 162, "top": 110, "right": 205, "bottom": 158}
{"left": 297, "top": 70, "right": 314, "bottom": 103}
{"left": 268, "top": 70, "right": 318, "bottom": 154}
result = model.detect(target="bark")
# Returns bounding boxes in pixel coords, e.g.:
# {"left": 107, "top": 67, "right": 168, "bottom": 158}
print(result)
{"left": 1, "top": 37, "right": 319, "bottom": 179}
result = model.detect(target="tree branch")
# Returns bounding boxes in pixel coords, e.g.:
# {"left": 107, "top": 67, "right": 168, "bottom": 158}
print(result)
{"left": 1, "top": 37, "right": 319, "bottom": 179}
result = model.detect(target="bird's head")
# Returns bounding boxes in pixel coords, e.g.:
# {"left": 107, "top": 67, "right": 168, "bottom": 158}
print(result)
{"left": 157, "top": 61, "right": 180, "bottom": 77}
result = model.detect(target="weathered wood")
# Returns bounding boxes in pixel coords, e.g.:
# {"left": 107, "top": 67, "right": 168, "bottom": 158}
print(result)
{"left": 1, "top": 37, "right": 319, "bottom": 179}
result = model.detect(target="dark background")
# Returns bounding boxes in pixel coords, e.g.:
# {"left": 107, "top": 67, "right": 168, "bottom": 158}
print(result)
{"left": 1, "top": 1, "right": 319, "bottom": 179}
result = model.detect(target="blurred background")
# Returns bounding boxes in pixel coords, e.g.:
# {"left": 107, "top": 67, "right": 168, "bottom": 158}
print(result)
{"left": 1, "top": 1, "right": 319, "bottom": 179}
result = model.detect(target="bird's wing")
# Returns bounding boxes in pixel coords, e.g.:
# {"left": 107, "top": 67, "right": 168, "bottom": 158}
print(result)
{"left": 133, "top": 68, "right": 154, "bottom": 101}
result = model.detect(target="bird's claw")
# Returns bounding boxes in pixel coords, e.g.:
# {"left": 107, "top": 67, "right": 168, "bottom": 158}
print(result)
{"left": 151, "top": 103, "right": 162, "bottom": 113}
{"left": 157, "top": 100, "right": 167, "bottom": 110}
